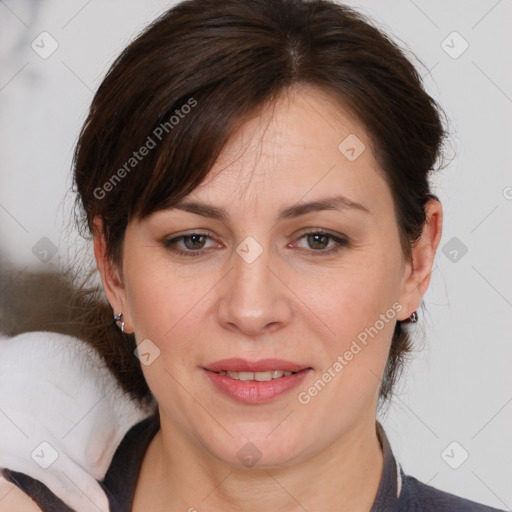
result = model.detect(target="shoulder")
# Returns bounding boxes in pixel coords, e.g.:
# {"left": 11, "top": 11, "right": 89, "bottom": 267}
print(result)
{"left": 0, "top": 331, "right": 156, "bottom": 512}
{"left": 0, "top": 475, "right": 42, "bottom": 512}
{"left": 398, "top": 471, "right": 506, "bottom": 512}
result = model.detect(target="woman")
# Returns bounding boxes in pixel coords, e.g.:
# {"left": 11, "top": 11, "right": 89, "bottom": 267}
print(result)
{"left": 0, "top": 0, "right": 506, "bottom": 510}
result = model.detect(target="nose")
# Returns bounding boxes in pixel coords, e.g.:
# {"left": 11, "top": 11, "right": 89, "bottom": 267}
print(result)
{"left": 216, "top": 238, "right": 292, "bottom": 337}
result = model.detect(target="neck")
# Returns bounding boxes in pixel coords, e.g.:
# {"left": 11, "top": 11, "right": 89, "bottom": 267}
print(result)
{"left": 133, "top": 413, "right": 383, "bottom": 512}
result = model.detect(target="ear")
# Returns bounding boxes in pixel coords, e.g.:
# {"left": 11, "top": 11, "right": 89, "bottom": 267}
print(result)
{"left": 396, "top": 198, "right": 443, "bottom": 321}
{"left": 92, "top": 217, "right": 134, "bottom": 334}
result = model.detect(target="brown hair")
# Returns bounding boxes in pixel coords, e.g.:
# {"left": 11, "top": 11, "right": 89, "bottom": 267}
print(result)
{"left": 58, "top": 0, "right": 448, "bottom": 407}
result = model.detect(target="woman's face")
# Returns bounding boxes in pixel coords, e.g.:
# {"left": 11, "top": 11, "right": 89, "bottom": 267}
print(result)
{"left": 98, "top": 85, "right": 437, "bottom": 468}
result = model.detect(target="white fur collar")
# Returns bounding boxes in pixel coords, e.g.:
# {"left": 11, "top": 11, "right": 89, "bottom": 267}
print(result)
{"left": 0, "top": 331, "right": 156, "bottom": 512}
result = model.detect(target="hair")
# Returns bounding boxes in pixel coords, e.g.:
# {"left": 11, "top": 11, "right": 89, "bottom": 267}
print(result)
{"left": 5, "top": 0, "right": 449, "bottom": 410}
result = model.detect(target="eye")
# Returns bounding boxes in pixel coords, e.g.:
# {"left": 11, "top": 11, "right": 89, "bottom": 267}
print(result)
{"left": 292, "top": 230, "right": 349, "bottom": 255}
{"left": 161, "top": 232, "right": 219, "bottom": 257}
{"left": 161, "top": 229, "right": 349, "bottom": 258}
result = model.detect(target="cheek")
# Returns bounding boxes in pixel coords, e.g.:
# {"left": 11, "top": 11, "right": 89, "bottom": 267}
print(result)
{"left": 123, "top": 247, "right": 207, "bottom": 339}
{"left": 307, "top": 245, "right": 402, "bottom": 398}
{"left": 303, "top": 283, "right": 398, "bottom": 420}
{"left": 126, "top": 277, "right": 171, "bottom": 338}
{"left": 122, "top": 254, "right": 215, "bottom": 395}
{"left": 313, "top": 257, "right": 400, "bottom": 344}
{"left": 123, "top": 264, "right": 203, "bottom": 419}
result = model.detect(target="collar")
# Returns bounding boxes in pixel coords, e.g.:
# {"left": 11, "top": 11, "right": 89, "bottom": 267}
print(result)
{"left": 103, "top": 416, "right": 404, "bottom": 512}
{"left": 370, "top": 421, "right": 402, "bottom": 511}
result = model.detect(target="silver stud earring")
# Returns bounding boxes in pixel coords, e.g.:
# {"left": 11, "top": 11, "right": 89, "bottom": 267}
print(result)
{"left": 408, "top": 311, "right": 418, "bottom": 323}
{"left": 113, "top": 312, "right": 125, "bottom": 333}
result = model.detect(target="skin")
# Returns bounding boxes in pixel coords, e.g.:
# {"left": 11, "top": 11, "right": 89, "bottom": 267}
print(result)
{"left": 0, "top": 477, "right": 44, "bottom": 511}
{"left": 94, "top": 84, "right": 443, "bottom": 511}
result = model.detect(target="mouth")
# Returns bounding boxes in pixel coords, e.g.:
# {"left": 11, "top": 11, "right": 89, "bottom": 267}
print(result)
{"left": 204, "top": 357, "right": 310, "bottom": 374}
{"left": 202, "top": 358, "right": 312, "bottom": 404}
{"left": 211, "top": 369, "right": 296, "bottom": 381}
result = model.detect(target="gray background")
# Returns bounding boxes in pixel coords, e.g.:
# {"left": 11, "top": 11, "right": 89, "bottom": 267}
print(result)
{"left": 1, "top": 0, "right": 511, "bottom": 509}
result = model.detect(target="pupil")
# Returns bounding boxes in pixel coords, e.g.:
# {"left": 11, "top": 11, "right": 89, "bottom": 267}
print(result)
{"left": 309, "top": 234, "right": 327, "bottom": 250}
{"left": 186, "top": 235, "right": 204, "bottom": 250}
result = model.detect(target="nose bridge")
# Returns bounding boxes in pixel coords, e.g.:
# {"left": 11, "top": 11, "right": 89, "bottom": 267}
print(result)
{"left": 219, "top": 233, "right": 289, "bottom": 333}
{"left": 232, "top": 234, "right": 273, "bottom": 303}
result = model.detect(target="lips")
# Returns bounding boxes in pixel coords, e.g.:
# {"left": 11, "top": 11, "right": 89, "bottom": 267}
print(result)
{"left": 204, "top": 358, "right": 310, "bottom": 373}
{"left": 202, "top": 358, "right": 312, "bottom": 404}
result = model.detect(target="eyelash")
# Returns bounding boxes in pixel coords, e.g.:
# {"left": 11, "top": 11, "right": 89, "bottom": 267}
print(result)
{"left": 161, "top": 230, "right": 349, "bottom": 258}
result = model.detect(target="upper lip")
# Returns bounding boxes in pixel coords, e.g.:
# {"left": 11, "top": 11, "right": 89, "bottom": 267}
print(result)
{"left": 204, "top": 358, "right": 311, "bottom": 373}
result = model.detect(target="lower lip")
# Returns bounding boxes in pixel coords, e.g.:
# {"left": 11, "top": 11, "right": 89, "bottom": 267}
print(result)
{"left": 203, "top": 368, "right": 312, "bottom": 404}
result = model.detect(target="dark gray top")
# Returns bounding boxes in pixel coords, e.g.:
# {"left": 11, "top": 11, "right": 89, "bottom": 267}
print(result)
{"left": 2, "top": 413, "right": 505, "bottom": 511}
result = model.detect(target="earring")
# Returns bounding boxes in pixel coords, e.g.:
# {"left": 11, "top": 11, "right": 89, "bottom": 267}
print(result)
{"left": 113, "top": 312, "right": 125, "bottom": 333}
{"left": 408, "top": 311, "right": 418, "bottom": 323}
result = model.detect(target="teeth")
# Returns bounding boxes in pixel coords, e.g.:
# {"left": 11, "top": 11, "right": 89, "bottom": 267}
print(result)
{"left": 221, "top": 370, "right": 296, "bottom": 381}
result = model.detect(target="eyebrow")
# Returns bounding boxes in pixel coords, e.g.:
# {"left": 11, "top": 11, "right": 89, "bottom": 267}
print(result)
{"left": 169, "top": 194, "right": 371, "bottom": 222}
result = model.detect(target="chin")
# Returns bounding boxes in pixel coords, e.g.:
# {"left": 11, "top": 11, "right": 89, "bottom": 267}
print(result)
{"left": 209, "top": 431, "right": 305, "bottom": 470}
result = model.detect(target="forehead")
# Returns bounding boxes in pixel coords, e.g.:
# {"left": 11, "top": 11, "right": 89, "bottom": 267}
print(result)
{"left": 188, "top": 85, "right": 389, "bottom": 213}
